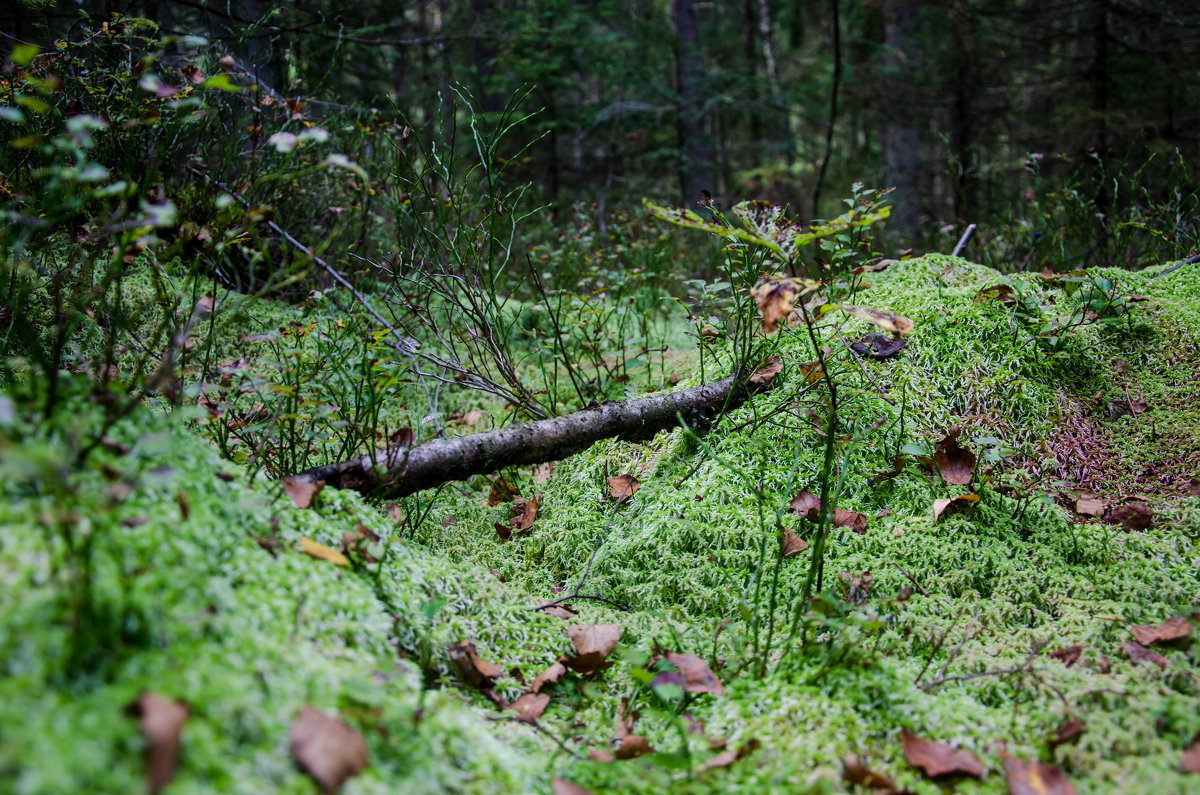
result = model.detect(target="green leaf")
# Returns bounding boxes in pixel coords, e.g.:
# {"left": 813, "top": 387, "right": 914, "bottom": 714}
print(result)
{"left": 15, "top": 95, "right": 50, "bottom": 114}
{"left": 199, "top": 73, "right": 240, "bottom": 92}
{"left": 11, "top": 44, "right": 38, "bottom": 68}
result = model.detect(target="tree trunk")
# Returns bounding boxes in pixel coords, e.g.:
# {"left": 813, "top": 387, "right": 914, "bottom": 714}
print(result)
{"left": 287, "top": 367, "right": 777, "bottom": 499}
{"left": 673, "top": 0, "right": 716, "bottom": 206}
{"left": 881, "top": 0, "right": 921, "bottom": 240}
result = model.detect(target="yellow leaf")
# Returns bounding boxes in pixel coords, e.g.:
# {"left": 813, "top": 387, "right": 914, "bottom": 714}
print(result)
{"left": 299, "top": 537, "right": 349, "bottom": 567}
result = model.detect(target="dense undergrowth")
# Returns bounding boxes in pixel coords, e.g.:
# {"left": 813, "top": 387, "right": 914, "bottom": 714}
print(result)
{"left": 3, "top": 23, "right": 1200, "bottom": 795}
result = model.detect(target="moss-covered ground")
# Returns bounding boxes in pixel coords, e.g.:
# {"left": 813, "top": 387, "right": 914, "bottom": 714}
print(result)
{"left": 2, "top": 255, "right": 1198, "bottom": 793}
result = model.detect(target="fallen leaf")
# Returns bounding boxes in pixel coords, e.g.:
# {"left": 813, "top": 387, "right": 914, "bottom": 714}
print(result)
{"left": 752, "top": 277, "right": 810, "bottom": 334}
{"left": 507, "top": 693, "right": 550, "bottom": 723}
{"left": 1049, "top": 719, "right": 1085, "bottom": 748}
{"left": 902, "top": 730, "right": 983, "bottom": 778}
{"left": 835, "top": 508, "right": 869, "bottom": 533}
{"left": 509, "top": 494, "right": 542, "bottom": 532}
{"left": 933, "top": 493, "right": 979, "bottom": 522}
{"left": 552, "top": 778, "right": 597, "bottom": 795}
{"left": 533, "top": 462, "right": 556, "bottom": 483}
{"left": 1183, "top": 733, "right": 1200, "bottom": 774}
{"left": 693, "top": 738, "right": 760, "bottom": 774}
{"left": 1001, "top": 753, "right": 1076, "bottom": 795}
{"left": 386, "top": 503, "right": 404, "bottom": 523}
{"left": 1121, "top": 641, "right": 1168, "bottom": 670}
{"left": 839, "top": 304, "right": 915, "bottom": 336}
{"left": 614, "top": 732, "right": 652, "bottom": 760}
{"left": 608, "top": 474, "right": 640, "bottom": 503}
{"left": 934, "top": 427, "right": 975, "bottom": 486}
{"left": 531, "top": 661, "right": 568, "bottom": 693}
{"left": 299, "top": 537, "right": 350, "bottom": 567}
{"left": 289, "top": 707, "right": 368, "bottom": 795}
{"left": 283, "top": 476, "right": 324, "bottom": 508}
{"left": 542, "top": 605, "right": 577, "bottom": 620}
{"left": 788, "top": 489, "right": 821, "bottom": 519}
{"left": 862, "top": 258, "right": 897, "bottom": 272}
{"left": 1131, "top": 615, "right": 1193, "bottom": 646}
{"left": 487, "top": 477, "right": 520, "bottom": 505}
{"left": 781, "top": 527, "right": 809, "bottom": 557}
{"left": 125, "top": 692, "right": 188, "bottom": 794}
{"left": 461, "top": 409, "right": 483, "bottom": 427}
{"left": 389, "top": 427, "right": 414, "bottom": 446}
{"left": 838, "top": 571, "right": 874, "bottom": 605}
{"left": 442, "top": 515, "right": 457, "bottom": 526}
{"left": 449, "top": 641, "right": 504, "bottom": 687}
{"left": 850, "top": 332, "right": 907, "bottom": 360}
{"left": 974, "top": 283, "right": 1019, "bottom": 306}
{"left": 664, "top": 652, "right": 724, "bottom": 695}
{"left": 1047, "top": 644, "right": 1086, "bottom": 667}
{"left": 1074, "top": 490, "right": 1105, "bottom": 517}
{"left": 1111, "top": 502, "right": 1153, "bottom": 532}
{"left": 842, "top": 754, "right": 903, "bottom": 791}
{"left": 587, "top": 749, "right": 615, "bottom": 763}
{"left": 748, "top": 355, "right": 783, "bottom": 387}
{"left": 563, "top": 624, "right": 622, "bottom": 674}
{"left": 797, "top": 359, "right": 825, "bottom": 384}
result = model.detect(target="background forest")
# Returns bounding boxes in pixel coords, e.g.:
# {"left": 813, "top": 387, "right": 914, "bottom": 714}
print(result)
{"left": 3, "top": 2, "right": 1200, "bottom": 794}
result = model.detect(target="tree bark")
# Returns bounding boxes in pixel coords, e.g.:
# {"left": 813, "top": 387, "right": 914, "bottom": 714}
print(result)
{"left": 672, "top": 0, "right": 716, "bottom": 206}
{"left": 287, "top": 367, "right": 777, "bottom": 499}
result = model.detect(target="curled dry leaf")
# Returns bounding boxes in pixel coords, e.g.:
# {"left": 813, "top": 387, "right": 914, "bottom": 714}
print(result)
{"left": 664, "top": 652, "right": 724, "bottom": 696}
{"left": 461, "top": 409, "right": 483, "bottom": 427}
{"left": 1111, "top": 502, "right": 1153, "bottom": 532}
{"left": 496, "top": 494, "right": 542, "bottom": 541}
{"left": 449, "top": 641, "right": 504, "bottom": 688}
{"left": 835, "top": 508, "right": 869, "bottom": 534}
{"left": 1074, "top": 490, "right": 1105, "bottom": 517}
{"left": 788, "top": 489, "right": 821, "bottom": 519}
{"left": 531, "top": 661, "right": 567, "bottom": 693}
{"left": 563, "top": 624, "right": 622, "bottom": 674}
{"left": 748, "top": 355, "right": 783, "bottom": 387}
{"left": 289, "top": 707, "right": 368, "bottom": 795}
{"left": 125, "top": 692, "right": 188, "bottom": 794}
{"left": 1047, "top": 644, "right": 1086, "bottom": 667}
{"left": 797, "top": 359, "right": 825, "bottom": 384}
{"left": 838, "top": 304, "right": 914, "bottom": 336}
{"left": 283, "top": 476, "right": 324, "bottom": 509}
{"left": 607, "top": 474, "right": 640, "bottom": 503}
{"left": 934, "top": 427, "right": 976, "bottom": 486}
{"left": 507, "top": 693, "right": 550, "bottom": 723}
{"left": 974, "top": 283, "right": 1019, "bottom": 307}
{"left": 533, "top": 461, "right": 556, "bottom": 483}
{"left": 552, "top": 778, "right": 597, "bottom": 795}
{"left": 299, "top": 537, "right": 350, "bottom": 567}
{"left": 1182, "top": 733, "right": 1200, "bottom": 774}
{"left": 1131, "top": 615, "right": 1193, "bottom": 646}
{"left": 933, "top": 493, "right": 979, "bottom": 522}
{"left": 487, "top": 477, "right": 520, "bottom": 505}
{"left": 901, "top": 730, "right": 983, "bottom": 778}
{"left": 1049, "top": 719, "right": 1086, "bottom": 748}
{"left": 781, "top": 527, "right": 809, "bottom": 557}
{"left": 1001, "top": 754, "right": 1076, "bottom": 795}
{"left": 842, "top": 755, "right": 904, "bottom": 792}
{"left": 613, "top": 711, "right": 654, "bottom": 760}
{"left": 850, "top": 332, "right": 907, "bottom": 360}
{"left": 693, "top": 738, "right": 761, "bottom": 774}
{"left": 542, "top": 605, "right": 577, "bottom": 620}
{"left": 1121, "top": 641, "right": 1168, "bottom": 670}
{"left": 752, "top": 277, "right": 813, "bottom": 334}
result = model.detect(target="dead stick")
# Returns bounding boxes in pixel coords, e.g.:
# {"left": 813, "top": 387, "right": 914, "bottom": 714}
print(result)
{"left": 951, "top": 223, "right": 977, "bottom": 257}
{"left": 893, "top": 560, "right": 930, "bottom": 597}
{"left": 289, "top": 368, "right": 777, "bottom": 499}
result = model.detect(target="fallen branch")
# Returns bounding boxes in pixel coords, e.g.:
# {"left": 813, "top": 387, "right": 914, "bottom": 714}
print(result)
{"left": 1151, "top": 252, "right": 1199, "bottom": 279}
{"left": 288, "top": 366, "right": 778, "bottom": 499}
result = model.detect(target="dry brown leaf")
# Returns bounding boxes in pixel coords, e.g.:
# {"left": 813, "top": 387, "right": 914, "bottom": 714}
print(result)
{"left": 788, "top": 489, "right": 821, "bottom": 519}
{"left": 1121, "top": 641, "right": 1168, "bottom": 670}
{"left": 849, "top": 333, "right": 907, "bottom": 360}
{"left": 1182, "top": 733, "right": 1200, "bottom": 774}
{"left": 508, "top": 693, "right": 550, "bottom": 723}
{"left": 563, "top": 624, "right": 622, "bottom": 674}
{"left": 1074, "top": 490, "right": 1105, "bottom": 517}
{"left": 781, "top": 527, "right": 809, "bottom": 557}
{"left": 1049, "top": 719, "right": 1085, "bottom": 748}
{"left": 839, "top": 304, "right": 915, "bottom": 336}
{"left": 1047, "top": 644, "right": 1086, "bottom": 667}
{"left": 842, "top": 754, "right": 904, "bottom": 792}
{"left": 835, "top": 508, "right": 869, "bottom": 534}
{"left": 487, "top": 477, "right": 520, "bottom": 505}
{"left": 933, "top": 493, "right": 979, "bottom": 522}
{"left": 901, "top": 730, "right": 983, "bottom": 778}
{"left": 533, "top": 462, "right": 557, "bottom": 483}
{"left": 1131, "top": 615, "right": 1193, "bottom": 646}
{"left": 289, "top": 707, "right": 368, "bottom": 795}
{"left": 125, "top": 692, "right": 188, "bottom": 794}
{"left": 1111, "top": 502, "right": 1153, "bottom": 532}
{"left": 531, "top": 661, "right": 568, "bottom": 693}
{"left": 542, "top": 605, "right": 577, "bottom": 620}
{"left": 797, "top": 359, "right": 825, "bottom": 384}
{"left": 664, "top": 652, "right": 725, "bottom": 695}
{"left": 1188, "top": 478, "right": 1200, "bottom": 498}
{"left": 552, "top": 778, "right": 597, "bottom": 795}
{"left": 1001, "top": 754, "right": 1076, "bottom": 795}
{"left": 462, "top": 409, "right": 483, "bottom": 427}
{"left": 283, "top": 476, "right": 324, "bottom": 509}
{"left": 299, "top": 537, "right": 350, "bottom": 567}
{"left": 608, "top": 474, "right": 640, "bottom": 502}
{"left": 614, "top": 732, "right": 652, "bottom": 760}
{"left": 449, "top": 641, "right": 504, "bottom": 688}
{"left": 386, "top": 503, "right": 404, "bottom": 523}
{"left": 752, "top": 277, "right": 810, "bottom": 334}
{"left": 748, "top": 356, "right": 783, "bottom": 387}
{"left": 974, "top": 283, "right": 1019, "bottom": 307}
{"left": 510, "top": 494, "right": 541, "bottom": 532}
{"left": 693, "top": 739, "right": 760, "bottom": 774}
{"left": 838, "top": 571, "right": 874, "bottom": 605}
{"left": 587, "top": 749, "right": 615, "bottom": 763}
{"left": 934, "top": 427, "right": 976, "bottom": 486}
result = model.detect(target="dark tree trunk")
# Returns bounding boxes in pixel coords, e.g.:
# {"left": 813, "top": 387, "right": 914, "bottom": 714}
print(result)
{"left": 673, "top": 0, "right": 716, "bottom": 206}
{"left": 881, "top": 0, "right": 921, "bottom": 240}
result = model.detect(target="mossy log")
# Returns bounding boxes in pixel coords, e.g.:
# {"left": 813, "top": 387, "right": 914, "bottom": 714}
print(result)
{"left": 288, "top": 367, "right": 777, "bottom": 499}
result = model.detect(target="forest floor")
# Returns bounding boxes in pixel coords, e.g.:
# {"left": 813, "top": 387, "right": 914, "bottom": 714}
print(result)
{"left": 2, "top": 254, "right": 1199, "bottom": 794}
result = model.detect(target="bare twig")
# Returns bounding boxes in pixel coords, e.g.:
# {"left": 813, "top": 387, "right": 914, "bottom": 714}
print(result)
{"left": 1151, "top": 251, "right": 1199, "bottom": 279}
{"left": 834, "top": 323, "right": 896, "bottom": 406}
{"left": 951, "top": 223, "right": 977, "bottom": 257}
{"left": 893, "top": 560, "right": 930, "bottom": 597}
